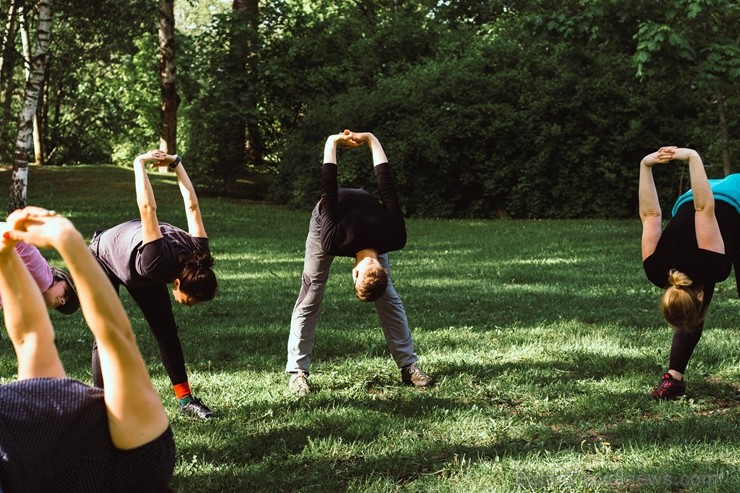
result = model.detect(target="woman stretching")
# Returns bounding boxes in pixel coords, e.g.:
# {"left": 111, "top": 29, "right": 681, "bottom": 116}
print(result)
{"left": 0, "top": 207, "right": 175, "bottom": 492}
{"left": 0, "top": 235, "right": 78, "bottom": 314}
{"left": 640, "top": 146, "right": 740, "bottom": 399}
{"left": 90, "top": 150, "right": 217, "bottom": 419}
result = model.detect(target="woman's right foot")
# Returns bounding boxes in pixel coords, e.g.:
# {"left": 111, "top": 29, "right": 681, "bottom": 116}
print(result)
{"left": 179, "top": 396, "right": 215, "bottom": 419}
{"left": 650, "top": 373, "right": 686, "bottom": 400}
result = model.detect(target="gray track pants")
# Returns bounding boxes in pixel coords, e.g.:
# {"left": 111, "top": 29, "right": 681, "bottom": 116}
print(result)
{"left": 286, "top": 203, "right": 418, "bottom": 374}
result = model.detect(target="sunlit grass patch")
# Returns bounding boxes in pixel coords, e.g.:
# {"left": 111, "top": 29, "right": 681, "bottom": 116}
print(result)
{"left": 0, "top": 166, "right": 738, "bottom": 492}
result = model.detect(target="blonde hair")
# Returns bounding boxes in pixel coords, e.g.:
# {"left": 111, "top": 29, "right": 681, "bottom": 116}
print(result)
{"left": 354, "top": 263, "right": 388, "bottom": 302}
{"left": 661, "top": 269, "right": 705, "bottom": 330}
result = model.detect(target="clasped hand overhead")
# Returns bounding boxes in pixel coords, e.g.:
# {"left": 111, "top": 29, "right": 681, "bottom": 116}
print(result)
{"left": 2, "top": 206, "right": 77, "bottom": 252}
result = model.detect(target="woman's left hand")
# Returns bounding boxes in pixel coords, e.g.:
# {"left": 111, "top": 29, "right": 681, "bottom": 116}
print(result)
{"left": 145, "top": 150, "right": 175, "bottom": 168}
{"left": 3, "top": 207, "right": 75, "bottom": 250}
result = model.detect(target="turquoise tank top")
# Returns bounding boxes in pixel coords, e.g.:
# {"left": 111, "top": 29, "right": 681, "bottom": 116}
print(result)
{"left": 672, "top": 174, "right": 740, "bottom": 216}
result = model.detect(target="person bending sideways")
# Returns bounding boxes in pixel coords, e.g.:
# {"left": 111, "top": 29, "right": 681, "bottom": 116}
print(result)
{"left": 639, "top": 146, "right": 740, "bottom": 400}
{"left": 0, "top": 207, "right": 175, "bottom": 492}
{"left": 89, "top": 150, "right": 217, "bottom": 419}
{"left": 0, "top": 236, "right": 79, "bottom": 315}
{"left": 286, "top": 130, "right": 434, "bottom": 396}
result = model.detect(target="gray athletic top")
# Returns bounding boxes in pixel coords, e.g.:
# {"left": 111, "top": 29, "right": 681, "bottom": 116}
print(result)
{"left": 91, "top": 219, "right": 210, "bottom": 287}
{"left": 0, "top": 377, "right": 175, "bottom": 492}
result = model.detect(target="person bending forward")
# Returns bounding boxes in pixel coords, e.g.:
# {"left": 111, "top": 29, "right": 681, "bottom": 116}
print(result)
{"left": 286, "top": 130, "right": 434, "bottom": 396}
{"left": 89, "top": 150, "right": 217, "bottom": 419}
{"left": 639, "top": 146, "right": 740, "bottom": 399}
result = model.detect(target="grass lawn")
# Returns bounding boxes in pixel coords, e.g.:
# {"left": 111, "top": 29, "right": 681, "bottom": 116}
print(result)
{"left": 1, "top": 165, "right": 738, "bottom": 492}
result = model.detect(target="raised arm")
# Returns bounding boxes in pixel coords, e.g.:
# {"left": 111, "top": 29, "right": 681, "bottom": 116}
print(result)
{"left": 5, "top": 207, "right": 169, "bottom": 450}
{"left": 350, "top": 132, "right": 404, "bottom": 218}
{"left": 133, "top": 151, "right": 164, "bottom": 244}
{"left": 320, "top": 129, "right": 365, "bottom": 205}
{"left": 639, "top": 150, "right": 665, "bottom": 260}
{"left": 0, "top": 214, "right": 64, "bottom": 380}
{"left": 673, "top": 147, "right": 723, "bottom": 254}
{"left": 149, "top": 151, "right": 207, "bottom": 238}
{"left": 350, "top": 132, "right": 388, "bottom": 166}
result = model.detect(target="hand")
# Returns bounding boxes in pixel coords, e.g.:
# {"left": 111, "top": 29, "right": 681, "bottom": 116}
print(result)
{"left": 0, "top": 222, "right": 16, "bottom": 254}
{"left": 669, "top": 147, "right": 698, "bottom": 162}
{"left": 348, "top": 132, "right": 373, "bottom": 146}
{"left": 3, "top": 207, "right": 77, "bottom": 250}
{"left": 333, "top": 129, "right": 366, "bottom": 149}
{"left": 138, "top": 150, "right": 175, "bottom": 167}
{"left": 642, "top": 146, "right": 677, "bottom": 167}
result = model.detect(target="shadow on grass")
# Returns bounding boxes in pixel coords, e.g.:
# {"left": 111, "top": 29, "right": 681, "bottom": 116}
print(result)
{"left": 173, "top": 385, "right": 739, "bottom": 492}
{"left": 170, "top": 339, "right": 739, "bottom": 491}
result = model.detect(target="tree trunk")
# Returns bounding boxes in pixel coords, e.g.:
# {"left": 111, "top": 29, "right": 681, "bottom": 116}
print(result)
{"left": 19, "top": 4, "right": 42, "bottom": 165}
{"left": 0, "top": 0, "right": 17, "bottom": 84}
{"left": 715, "top": 86, "right": 731, "bottom": 176}
{"left": 158, "top": 0, "right": 178, "bottom": 156}
{"left": 228, "top": 0, "right": 248, "bottom": 176}
{"left": 0, "top": 0, "right": 18, "bottom": 154}
{"left": 9, "top": 0, "right": 51, "bottom": 213}
{"left": 33, "top": 74, "right": 46, "bottom": 164}
{"left": 240, "top": 0, "right": 263, "bottom": 168}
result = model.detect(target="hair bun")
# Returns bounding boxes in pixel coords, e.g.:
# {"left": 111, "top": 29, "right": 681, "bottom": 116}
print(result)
{"left": 667, "top": 269, "right": 692, "bottom": 288}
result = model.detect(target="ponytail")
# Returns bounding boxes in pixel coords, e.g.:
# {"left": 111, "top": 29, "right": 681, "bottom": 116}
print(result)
{"left": 661, "top": 269, "right": 705, "bottom": 330}
{"left": 177, "top": 251, "right": 218, "bottom": 302}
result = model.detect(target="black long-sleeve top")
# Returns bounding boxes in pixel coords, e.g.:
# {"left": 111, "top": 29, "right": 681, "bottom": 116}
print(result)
{"left": 319, "top": 162, "right": 406, "bottom": 257}
{"left": 643, "top": 201, "right": 740, "bottom": 300}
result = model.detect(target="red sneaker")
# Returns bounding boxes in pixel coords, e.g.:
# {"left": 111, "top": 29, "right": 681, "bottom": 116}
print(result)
{"left": 650, "top": 373, "right": 686, "bottom": 400}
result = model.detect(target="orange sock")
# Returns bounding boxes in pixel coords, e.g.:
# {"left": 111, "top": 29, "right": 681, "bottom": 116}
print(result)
{"left": 173, "top": 382, "right": 192, "bottom": 402}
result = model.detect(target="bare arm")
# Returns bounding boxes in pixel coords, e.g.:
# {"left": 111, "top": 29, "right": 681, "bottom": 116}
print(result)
{"left": 675, "top": 148, "right": 723, "bottom": 254}
{"left": 0, "top": 217, "right": 64, "bottom": 380}
{"left": 351, "top": 132, "right": 388, "bottom": 166}
{"left": 175, "top": 163, "right": 207, "bottom": 238}
{"left": 5, "top": 207, "right": 169, "bottom": 450}
{"left": 639, "top": 151, "right": 664, "bottom": 260}
{"left": 150, "top": 152, "right": 207, "bottom": 238}
{"left": 324, "top": 134, "right": 340, "bottom": 165}
{"left": 133, "top": 152, "right": 163, "bottom": 244}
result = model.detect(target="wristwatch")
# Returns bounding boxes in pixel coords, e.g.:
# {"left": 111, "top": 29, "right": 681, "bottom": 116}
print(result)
{"left": 169, "top": 155, "right": 182, "bottom": 170}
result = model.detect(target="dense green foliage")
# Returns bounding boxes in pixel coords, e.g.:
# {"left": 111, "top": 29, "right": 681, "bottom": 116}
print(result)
{"left": 2, "top": 166, "right": 738, "bottom": 492}
{"left": 0, "top": 0, "right": 737, "bottom": 218}
{"left": 267, "top": 0, "right": 734, "bottom": 218}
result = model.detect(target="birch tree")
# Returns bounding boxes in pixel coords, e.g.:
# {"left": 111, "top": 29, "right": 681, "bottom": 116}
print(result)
{"left": 19, "top": 5, "right": 43, "bottom": 165}
{"left": 9, "top": 0, "right": 51, "bottom": 213}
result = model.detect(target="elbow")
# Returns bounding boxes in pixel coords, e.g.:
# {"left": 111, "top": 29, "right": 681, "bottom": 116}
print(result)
{"left": 139, "top": 202, "right": 157, "bottom": 216}
{"left": 640, "top": 210, "right": 661, "bottom": 223}
{"left": 693, "top": 197, "right": 715, "bottom": 214}
{"left": 187, "top": 201, "right": 200, "bottom": 215}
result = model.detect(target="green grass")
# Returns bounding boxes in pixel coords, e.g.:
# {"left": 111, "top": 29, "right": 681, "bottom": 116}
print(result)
{"left": 1, "top": 165, "right": 739, "bottom": 492}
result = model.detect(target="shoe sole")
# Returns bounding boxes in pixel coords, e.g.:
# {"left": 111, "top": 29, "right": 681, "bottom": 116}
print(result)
{"left": 403, "top": 380, "right": 435, "bottom": 388}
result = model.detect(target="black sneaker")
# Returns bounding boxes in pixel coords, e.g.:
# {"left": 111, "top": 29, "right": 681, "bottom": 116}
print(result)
{"left": 401, "top": 362, "right": 435, "bottom": 387}
{"left": 179, "top": 396, "right": 215, "bottom": 419}
{"left": 650, "top": 373, "right": 686, "bottom": 400}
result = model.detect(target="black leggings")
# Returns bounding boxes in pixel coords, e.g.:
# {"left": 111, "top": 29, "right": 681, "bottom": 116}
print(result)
{"left": 92, "top": 281, "right": 187, "bottom": 388}
{"left": 669, "top": 323, "right": 704, "bottom": 374}
{"left": 666, "top": 201, "right": 740, "bottom": 375}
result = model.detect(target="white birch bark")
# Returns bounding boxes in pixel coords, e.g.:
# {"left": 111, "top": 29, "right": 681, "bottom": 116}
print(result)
{"left": 9, "top": 0, "right": 51, "bottom": 212}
